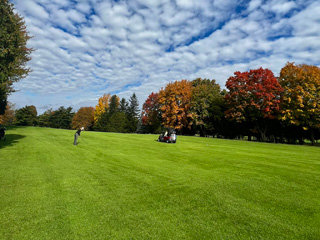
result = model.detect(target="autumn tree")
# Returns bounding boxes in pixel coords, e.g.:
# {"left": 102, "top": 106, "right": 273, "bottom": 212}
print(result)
{"left": 94, "top": 93, "right": 110, "bottom": 123}
{"left": 141, "top": 92, "right": 162, "bottom": 133}
{"left": 0, "top": 0, "right": 33, "bottom": 114}
{"left": 225, "top": 68, "right": 283, "bottom": 141}
{"left": 71, "top": 107, "right": 94, "bottom": 130}
{"left": 15, "top": 105, "right": 37, "bottom": 126}
{"left": 0, "top": 101, "right": 15, "bottom": 125}
{"left": 158, "top": 80, "right": 193, "bottom": 131}
{"left": 279, "top": 62, "right": 320, "bottom": 145}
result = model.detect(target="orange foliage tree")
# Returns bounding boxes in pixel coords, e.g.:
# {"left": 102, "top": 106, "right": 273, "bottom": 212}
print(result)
{"left": 158, "top": 80, "right": 193, "bottom": 130}
{"left": 0, "top": 102, "right": 15, "bottom": 125}
{"left": 94, "top": 93, "right": 110, "bottom": 123}
{"left": 71, "top": 107, "right": 95, "bottom": 130}
{"left": 279, "top": 62, "right": 320, "bottom": 144}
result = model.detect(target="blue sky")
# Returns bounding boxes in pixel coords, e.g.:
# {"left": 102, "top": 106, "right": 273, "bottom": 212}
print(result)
{"left": 9, "top": 0, "right": 320, "bottom": 114}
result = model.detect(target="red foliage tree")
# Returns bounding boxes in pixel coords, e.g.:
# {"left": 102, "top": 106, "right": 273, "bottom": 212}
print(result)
{"left": 225, "top": 68, "right": 283, "bottom": 141}
{"left": 141, "top": 92, "right": 162, "bottom": 132}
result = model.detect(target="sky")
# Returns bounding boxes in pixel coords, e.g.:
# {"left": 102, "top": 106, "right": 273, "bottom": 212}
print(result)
{"left": 9, "top": 0, "right": 320, "bottom": 114}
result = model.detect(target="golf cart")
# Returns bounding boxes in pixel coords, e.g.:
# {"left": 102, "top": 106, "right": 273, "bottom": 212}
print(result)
{"left": 158, "top": 129, "right": 177, "bottom": 143}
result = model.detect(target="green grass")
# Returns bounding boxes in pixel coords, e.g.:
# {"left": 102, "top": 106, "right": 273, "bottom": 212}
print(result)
{"left": 0, "top": 127, "right": 319, "bottom": 240}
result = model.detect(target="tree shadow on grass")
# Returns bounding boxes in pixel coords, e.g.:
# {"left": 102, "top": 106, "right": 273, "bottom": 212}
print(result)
{"left": 0, "top": 134, "right": 25, "bottom": 149}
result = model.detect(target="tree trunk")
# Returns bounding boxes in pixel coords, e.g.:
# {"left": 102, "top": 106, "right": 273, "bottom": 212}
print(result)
{"left": 257, "top": 122, "right": 268, "bottom": 142}
{"left": 311, "top": 128, "right": 315, "bottom": 146}
{"left": 200, "top": 125, "right": 205, "bottom": 137}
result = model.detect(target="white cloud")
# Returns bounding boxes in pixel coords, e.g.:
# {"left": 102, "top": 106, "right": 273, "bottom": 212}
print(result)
{"left": 248, "top": 0, "right": 262, "bottom": 12}
{"left": 264, "top": 1, "right": 298, "bottom": 14}
{"left": 8, "top": 0, "right": 320, "bottom": 113}
{"left": 16, "top": 0, "right": 49, "bottom": 19}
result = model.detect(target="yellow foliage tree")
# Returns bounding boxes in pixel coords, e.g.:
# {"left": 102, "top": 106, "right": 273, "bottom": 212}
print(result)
{"left": 279, "top": 62, "right": 320, "bottom": 144}
{"left": 94, "top": 93, "right": 111, "bottom": 123}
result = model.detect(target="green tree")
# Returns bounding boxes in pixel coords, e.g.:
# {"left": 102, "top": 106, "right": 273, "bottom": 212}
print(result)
{"left": 94, "top": 95, "right": 120, "bottom": 132}
{"left": 38, "top": 109, "right": 53, "bottom": 127}
{"left": 190, "top": 78, "right": 223, "bottom": 137}
{"left": 126, "top": 93, "right": 140, "bottom": 132}
{"left": 119, "top": 98, "right": 128, "bottom": 113}
{"left": 94, "top": 109, "right": 109, "bottom": 132}
{"left": 0, "top": 0, "right": 33, "bottom": 114}
{"left": 109, "top": 95, "right": 120, "bottom": 115}
{"left": 15, "top": 105, "right": 37, "bottom": 126}
{"left": 49, "top": 106, "right": 74, "bottom": 129}
{"left": 106, "top": 112, "right": 128, "bottom": 133}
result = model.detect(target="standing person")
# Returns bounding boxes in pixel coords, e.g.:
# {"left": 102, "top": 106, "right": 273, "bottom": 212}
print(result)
{"left": 74, "top": 127, "right": 84, "bottom": 145}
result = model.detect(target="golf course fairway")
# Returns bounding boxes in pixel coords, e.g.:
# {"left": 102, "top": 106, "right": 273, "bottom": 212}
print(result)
{"left": 0, "top": 127, "right": 319, "bottom": 239}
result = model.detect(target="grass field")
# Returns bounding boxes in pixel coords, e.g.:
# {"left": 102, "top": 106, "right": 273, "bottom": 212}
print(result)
{"left": 0, "top": 127, "right": 319, "bottom": 239}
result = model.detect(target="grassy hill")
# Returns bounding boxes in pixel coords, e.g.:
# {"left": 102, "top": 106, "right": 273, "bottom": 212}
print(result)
{"left": 0, "top": 127, "right": 319, "bottom": 239}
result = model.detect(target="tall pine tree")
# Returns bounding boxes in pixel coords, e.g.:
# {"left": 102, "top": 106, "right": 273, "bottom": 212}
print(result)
{"left": 126, "top": 93, "right": 140, "bottom": 132}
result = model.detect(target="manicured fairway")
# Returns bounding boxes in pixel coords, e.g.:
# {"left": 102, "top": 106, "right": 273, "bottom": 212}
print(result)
{"left": 0, "top": 127, "right": 319, "bottom": 239}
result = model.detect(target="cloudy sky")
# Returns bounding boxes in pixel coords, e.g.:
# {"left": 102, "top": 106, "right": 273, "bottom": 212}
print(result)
{"left": 9, "top": 0, "right": 320, "bottom": 114}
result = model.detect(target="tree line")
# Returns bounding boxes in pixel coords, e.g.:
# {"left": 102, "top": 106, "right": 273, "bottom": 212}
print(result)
{"left": 0, "top": 93, "right": 140, "bottom": 134}
{"left": 141, "top": 62, "right": 320, "bottom": 145}
{"left": 1, "top": 62, "right": 319, "bottom": 145}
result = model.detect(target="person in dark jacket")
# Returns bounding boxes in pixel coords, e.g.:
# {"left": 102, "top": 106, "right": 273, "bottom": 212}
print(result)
{"left": 74, "top": 127, "right": 84, "bottom": 145}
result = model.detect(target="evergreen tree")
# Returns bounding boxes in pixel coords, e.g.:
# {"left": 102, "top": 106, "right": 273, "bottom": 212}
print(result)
{"left": 106, "top": 112, "right": 128, "bottom": 133}
{"left": 94, "top": 109, "right": 109, "bottom": 132}
{"left": 48, "top": 106, "right": 74, "bottom": 129}
{"left": 94, "top": 95, "right": 120, "bottom": 132}
{"left": 38, "top": 109, "right": 53, "bottom": 127}
{"left": 109, "top": 95, "right": 120, "bottom": 115}
{"left": 15, "top": 105, "right": 37, "bottom": 126}
{"left": 119, "top": 98, "right": 128, "bottom": 113}
{"left": 136, "top": 114, "right": 150, "bottom": 134}
{"left": 126, "top": 93, "right": 140, "bottom": 132}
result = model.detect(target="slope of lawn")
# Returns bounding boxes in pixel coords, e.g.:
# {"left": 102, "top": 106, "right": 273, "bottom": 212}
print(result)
{"left": 0, "top": 126, "right": 319, "bottom": 240}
